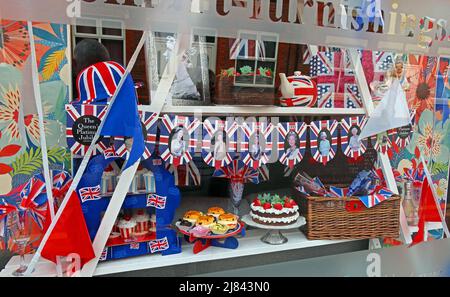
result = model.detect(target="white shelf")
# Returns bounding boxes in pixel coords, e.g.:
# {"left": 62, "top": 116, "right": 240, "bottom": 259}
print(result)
{"left": 408, "top": 222, "right": 443, "bottom": 234}
{"left": 139, "top": 105, "right": 366, "bottom": 116}
{"left": 0, "top": 228, "right": 356, "bottom": 277}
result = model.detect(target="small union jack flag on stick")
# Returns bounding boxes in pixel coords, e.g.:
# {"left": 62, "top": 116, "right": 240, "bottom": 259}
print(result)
{"left": 146, "top": 194, "right": 167, "bottom": 209}
{"left": 79, "top": 186, "right": 102, "bottom": 203}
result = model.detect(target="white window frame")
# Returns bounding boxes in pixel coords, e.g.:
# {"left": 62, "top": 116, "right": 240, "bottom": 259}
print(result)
{"left": 72, "top": 18, "right": 126, "bottom": 66}
{"left": 234, "top": 30, "right": 279, "bottom": 88}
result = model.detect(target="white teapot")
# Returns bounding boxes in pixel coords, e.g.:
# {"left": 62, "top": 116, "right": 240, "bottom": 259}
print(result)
{"left": 279, "top": 71, "right": 318, "bottom": 107}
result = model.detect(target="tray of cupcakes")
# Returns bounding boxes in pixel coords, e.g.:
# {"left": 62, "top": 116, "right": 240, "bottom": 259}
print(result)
{"left": 175, "top": 207, "right": 244, "bottom": 239}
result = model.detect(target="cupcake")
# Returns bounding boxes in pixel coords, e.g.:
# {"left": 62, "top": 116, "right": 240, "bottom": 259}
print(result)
{"left": 195, "top": 215, "right": 215, "bottom": 229}
{"left": 117, "top": 215, "right": 137, "bottom": 240}
{"left": 190, "top": 225, "right": 210, "bottom": 237}
{"left": 207, "top": 207, "right": 225, "bottom": 219}
{"left": 133, "top": 209, "right": 150, "bottom": 234}
{"left": 218, "top": 213, "right": 238, "bottom": 229}
{"left": 149, "top": 214, "right": 157, "bottom": 233}
{"left": 183, "top": 210, "right": 203, "bottom": 225}
{"left": 210, "top": 223, "right": 229, "bottom": 235}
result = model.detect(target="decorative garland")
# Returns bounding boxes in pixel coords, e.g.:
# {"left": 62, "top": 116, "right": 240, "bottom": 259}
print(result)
{"left": 66, "top": 104, "right": 417, "bottom": 170}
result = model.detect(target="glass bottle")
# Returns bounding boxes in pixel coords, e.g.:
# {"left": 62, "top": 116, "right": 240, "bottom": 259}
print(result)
{"left": 403, "top": 181, "right": 418, "bottom": 226}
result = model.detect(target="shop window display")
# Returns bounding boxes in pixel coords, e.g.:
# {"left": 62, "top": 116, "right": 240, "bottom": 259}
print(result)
{"left": 0, "top": 0, "right": 449, "bottom": 278}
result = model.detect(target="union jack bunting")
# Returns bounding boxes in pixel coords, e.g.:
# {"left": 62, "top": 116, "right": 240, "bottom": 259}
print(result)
{"left": 65, "top": 104, "right": 110, "bottom": 156}
{"left": 340, "top": 116, "right": 369, "bottom": 159}
{"left": 310, "top": 120, "right": 339, "bottom": 165}
{"left": 19, "top": 177, "right": 48, "bottom": 229}
{"left": 310, "top": 51, "right": 362, "bottom": 108}
{"left": 79, "top": 186, "right": 102, "bottom": 203}
{"left": 213, "top": 159, "right": 259, "bottom": 185}
{"left": 146, "top": 194, "right": 167, "bottom": 209}
{"left": 202, "top": 119, "right": 238, "bottom": 169}
{"left": 373, "top": 130, "right": 394, "bottom": 154}
{"left": 159, "top": 115, "right": 201, "bottom": 167}
{"left": 239, "top": 121, "right": 274, "bottom": 169}
{"left": 166, "top": 162, "right": 201, "bottom": 187}
{"left": 390, "top": 110, "right": 416, "bottom": 151}
{"left": 149, "top": 237, "right": 169, "bottom": 253}
{"left": 114, "top": 111, "right": 158, "bottom": 160}
{"left": 277, "top": 122, "right": 307, "bottom": 169}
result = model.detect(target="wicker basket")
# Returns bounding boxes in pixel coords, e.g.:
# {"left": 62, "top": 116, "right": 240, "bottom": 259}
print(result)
{"left": 213, "top": 76, "right": 275, "bottom": 105}
{"left": 294, "top": 190, "right": 401, "bottom": 240}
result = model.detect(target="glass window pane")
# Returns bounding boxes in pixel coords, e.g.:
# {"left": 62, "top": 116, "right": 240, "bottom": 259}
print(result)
{"left": 76, "top": 25, "right": 97, "bottom": 35}
{"left": 102, "top": 27, "right": 122, "bottom": 37}
{"left": 101, "top": 39, "right": 124, "bottom": 65}
{"left": 255, "top": 61, "right": 275, "bottom": 85}
{"left": 235, "top": 59, "right": 256, "bottom": 84}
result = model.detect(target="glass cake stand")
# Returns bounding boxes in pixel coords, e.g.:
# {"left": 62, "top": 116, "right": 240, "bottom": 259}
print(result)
{"left": 241, "top": 214, "right": 306, "bottom": 245}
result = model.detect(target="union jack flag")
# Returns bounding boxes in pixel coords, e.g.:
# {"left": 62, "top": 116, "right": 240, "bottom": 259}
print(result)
{"left": 0, "top": 200, "right": 18, "bottom": 220}
{"left": 258, "top": 164, "right": 270, "bottom": 182}
{"left": 147, "top": 194, "right": 167, "bottom": 209}
{"left": 372, "top": 51, "right": 394, "bottom": 81}
{"left": 202, "top": 119, "right": 238, "bottom": 169}
{"left": 239, "top": 121, "right": 274, "bottom": 169}
{"left": 166, "top": 162, "right": 201, "bottom": 187}
{"left": 229, "top": 38, "right": 266, "bottom": 60}
{"left": 75, "top": 61, "right": 126, "bottom": 104}
{"left": 99, "top": 248, "right": 108, "bottom": 261}
{"left": 329, "top": 186, "right": 393, "bottom": 208}
{"left": 65, "top": 104, "right": 110, "bottom": 156}
{"left": 310, "top": 51, "right": 362, "bottom": 108}
{"left": 340, "top": 116, "right": 369, "bottom": 159}
{"left": 149, "top": 237, "right": 169, "bottom": 253}
{"left": 113, "top": 111, "right": 158, "bottom": 160}
{"left": 103, "top": 146, "right": 118, "bottom": 159}
{"left": 20, "top": 177, "right": 48, "bottom": 229}
{"left": 310, "top": 120, "right": 339, "bottom": 165}
{"left": 277, "top": 122, "right": 307, "bottom": 169}
{"left": 79, "top": 186, "right": 102, "bottom": 203}
{"left": 358, "top": 188, "right": 394, "bottom": 208}
{"left": 329, "top": 186, "right": 349, "bottom": 197}
{"left": 159, "top": 115, "right": 201, "bottom": 167}
{"left": 213, "top": 159, "right": 259, "bottom": 185}
{"left": 51, "top": 170, "right": 72, "bottom": 200}
{"left": 130, "top": 242, "right": 140, "bottom": 250}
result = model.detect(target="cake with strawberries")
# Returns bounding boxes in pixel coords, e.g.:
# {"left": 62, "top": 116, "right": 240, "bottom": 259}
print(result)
{"left": 250, "top": 193, "right": 299, "bottom": 226}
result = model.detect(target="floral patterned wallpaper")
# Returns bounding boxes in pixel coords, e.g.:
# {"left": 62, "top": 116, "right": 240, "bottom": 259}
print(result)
{"left": 391, "top": 55, "right": 450, "bottom": 219}
{"left": 0, "top": 20, "right": 70, "bottom": 196}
